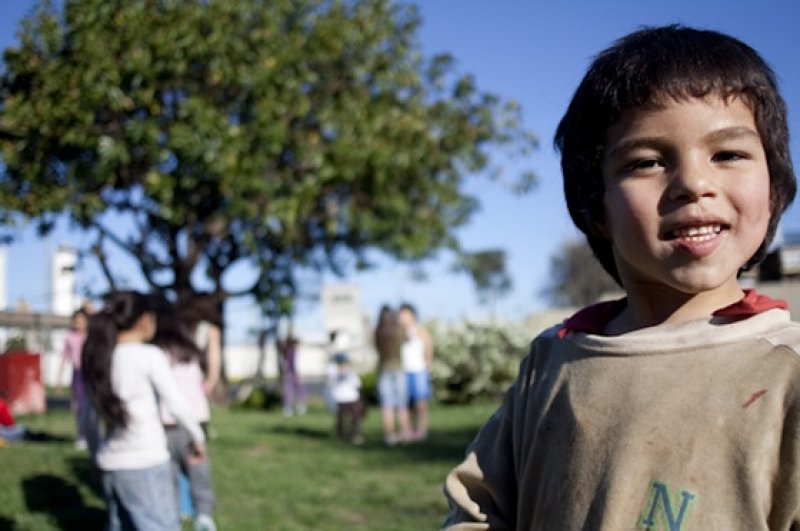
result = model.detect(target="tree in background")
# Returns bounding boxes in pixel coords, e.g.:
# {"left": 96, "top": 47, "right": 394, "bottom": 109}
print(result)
{"left": 542, "top": 239, "right": 620, "bottom": 308}
{"left": 0, "top": 0, "right": 537, "bottom": 328}
{"left": 429, "top": 319, "right": 528, "bottom": 404}
{"left": 453, "top": 249, "right": 512, "bottom": 313}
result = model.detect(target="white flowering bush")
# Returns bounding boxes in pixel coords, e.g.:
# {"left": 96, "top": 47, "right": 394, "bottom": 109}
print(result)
{"left": 429, "top": 320, "right": 531, "bottom": 404}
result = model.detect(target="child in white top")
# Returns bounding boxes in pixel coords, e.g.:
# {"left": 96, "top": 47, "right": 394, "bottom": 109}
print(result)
{"left": 82, "top": 291, "right": 205, "bottom": 531}
{"left": 329, "top": 352, "right": 365, "bottom": 444}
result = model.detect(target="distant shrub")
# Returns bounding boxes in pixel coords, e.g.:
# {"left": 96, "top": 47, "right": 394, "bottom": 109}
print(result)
{"left": 359, "top": 371, "right": 379, "bottom": 405}
{"left": 429, "top": 320, "right": 530, "bottom": 404}
{"left": 232, "top": 379, "right": 282, "bottom": 411}
{"left": 3, "top": 336, "right": 28, "bottom": 353}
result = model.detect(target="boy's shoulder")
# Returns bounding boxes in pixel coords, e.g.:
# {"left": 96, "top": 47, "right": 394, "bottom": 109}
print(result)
{"left": 528, "top": 290, "right": 800, "bottom": 355}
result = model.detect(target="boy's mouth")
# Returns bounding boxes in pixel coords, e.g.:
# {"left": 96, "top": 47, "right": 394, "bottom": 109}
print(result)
{"left": 664, "top": 223, "right": 727, "bottom": 242}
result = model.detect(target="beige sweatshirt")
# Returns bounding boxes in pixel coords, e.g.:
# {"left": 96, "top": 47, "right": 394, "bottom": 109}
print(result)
{"left": 443, "top": 307, "right": 800, "bottom": 530}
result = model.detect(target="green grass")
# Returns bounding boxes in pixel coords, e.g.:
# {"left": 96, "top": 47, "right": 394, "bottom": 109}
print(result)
{"left": 0, "top": 400, "right": 497, "bottom": 530}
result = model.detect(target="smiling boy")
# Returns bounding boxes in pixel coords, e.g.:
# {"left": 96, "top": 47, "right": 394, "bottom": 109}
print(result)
{"left": 443, "top": 26, "right": 798, "bottom": 530}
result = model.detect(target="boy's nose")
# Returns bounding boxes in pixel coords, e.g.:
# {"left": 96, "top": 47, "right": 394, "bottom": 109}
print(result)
{"left": 668, "top": 161, "right": 717, "bottom": 202}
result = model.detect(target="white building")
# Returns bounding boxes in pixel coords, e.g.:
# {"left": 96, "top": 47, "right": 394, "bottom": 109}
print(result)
{"left": 51, "top": 246, "right": 81, "bottom": 316}
{"left": 320, "top": 283, "right": 375, "bottom": 372}
{"left": 222, "top": 282, "right": 378, "bottom": 382}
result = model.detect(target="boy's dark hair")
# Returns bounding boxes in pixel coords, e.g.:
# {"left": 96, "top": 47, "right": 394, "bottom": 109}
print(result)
{"left": 555, "top": 24, "right": 796, "bottom": 284}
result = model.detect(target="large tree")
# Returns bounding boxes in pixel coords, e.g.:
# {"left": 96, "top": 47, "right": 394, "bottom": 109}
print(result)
{"left": 0, "top": 0, "right": 536, "bottom": 325}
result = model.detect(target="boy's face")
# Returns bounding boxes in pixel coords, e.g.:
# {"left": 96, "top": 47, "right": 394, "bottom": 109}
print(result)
{"left": 601, "top": 95, "right": 770, "bottom": 301}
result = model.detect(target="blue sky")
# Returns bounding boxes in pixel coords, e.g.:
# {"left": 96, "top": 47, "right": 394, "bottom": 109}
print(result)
{"left": 1, "top": 1, "right": 799, "bottom": 342}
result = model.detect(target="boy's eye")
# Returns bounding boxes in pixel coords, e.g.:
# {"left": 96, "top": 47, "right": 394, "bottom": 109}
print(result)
{"left": 712, "top": 151, "right": 746, "bottom": 162}
{"left": 622, "top": 158, "right": 663, "bottom": 173}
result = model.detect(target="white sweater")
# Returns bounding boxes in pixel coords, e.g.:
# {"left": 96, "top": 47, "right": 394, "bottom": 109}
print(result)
{"left": 95, "top": 343, "right": 205, "bottom": 471}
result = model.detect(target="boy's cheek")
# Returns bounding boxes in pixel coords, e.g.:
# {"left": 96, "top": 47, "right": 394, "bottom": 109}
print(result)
{"left": 602, "top": 188, "right": 645, "bottom": 239}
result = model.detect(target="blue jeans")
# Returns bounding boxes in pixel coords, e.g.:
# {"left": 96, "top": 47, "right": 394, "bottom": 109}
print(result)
{"left": 407, "top": 371, "right": 431, "bottom": 402}
{"left": 378, "top": 370, "right": 408, "bottom": 409}
{"left": 165, "top": 424, "right": 215, "bottom": 517}
{"left": 0, "top": 424, "right": 26, "bottom": 441}
{"left": 101, "top": 461, "right": 179, "bottom": 531}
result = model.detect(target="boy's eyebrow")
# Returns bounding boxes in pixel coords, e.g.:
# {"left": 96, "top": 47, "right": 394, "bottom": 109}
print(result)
{"left": 703, "top": 126, "right": 761, "bottom": 144}
{"left": 605, "top": 126, "right": 761, "bottom": 161}
{"left": 604, "top": 137, "right": 665, "bottom": 161}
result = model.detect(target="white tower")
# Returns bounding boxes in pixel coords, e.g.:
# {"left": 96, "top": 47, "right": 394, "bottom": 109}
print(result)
{"left": 51, "top": 246, "right": 79, "bottom": 316}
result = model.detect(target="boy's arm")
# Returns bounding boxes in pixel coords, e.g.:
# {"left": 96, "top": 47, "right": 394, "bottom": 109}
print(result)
{"left": 443, "top": 359, "right": 525, "bottom": 529}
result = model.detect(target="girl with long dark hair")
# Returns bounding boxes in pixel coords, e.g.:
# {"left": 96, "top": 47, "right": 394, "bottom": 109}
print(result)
{"left": 82, "top": 291, "right": 205, "bottom": 531}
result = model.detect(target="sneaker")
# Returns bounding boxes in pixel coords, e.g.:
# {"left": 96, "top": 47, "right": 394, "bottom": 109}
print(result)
{"left": 74, "top": 439, "right": 88, "bottom": 451}
{"left": 295, "top": 404, "right": 307, "bottom": 415}
{"left": 282, "top": 406, "right": 294, "bottom": 418}
{"left": 194, "top": 514, "right": 217, "bottom": 531}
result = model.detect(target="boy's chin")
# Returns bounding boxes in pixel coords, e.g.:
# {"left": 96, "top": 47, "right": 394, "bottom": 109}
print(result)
{"left": 621, "top": 267, "right": 744, "bottom": 299}
{"left": 659, "top": 273, "right": 744, "bottom": 300}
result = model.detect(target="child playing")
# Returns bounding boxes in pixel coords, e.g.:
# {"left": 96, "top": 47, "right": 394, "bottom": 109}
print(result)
{"left": 280, "top": 335, "right": 307, "bottom": 417}
{"left": 444, "top": 25, "right": 798, "bottom": 529}
{"left": 375, "top": 305, "right": 412, "bottom": 446}
{"left": 152, "top": 297, "right": 217, "bottom": 531}
{"left": 82, "top": 291, "right": 206, "bottom": 531}
{"left": 57, "top": 307, "right": 90, "bottom": 449}
{"left": 399, "top": 303, "right": 434, "bottom": 442}
{"left": 329, "top": 352, "right": 365, "bottom": 444}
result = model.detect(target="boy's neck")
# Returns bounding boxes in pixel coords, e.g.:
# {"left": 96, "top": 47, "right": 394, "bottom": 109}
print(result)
{"left": 604, "top": 281, "right": 745, "bottom": 335}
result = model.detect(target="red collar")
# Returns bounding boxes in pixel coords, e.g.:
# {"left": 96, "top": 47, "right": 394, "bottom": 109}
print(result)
{"left": 557, "top": 289, "right": 787, "bottom": 338}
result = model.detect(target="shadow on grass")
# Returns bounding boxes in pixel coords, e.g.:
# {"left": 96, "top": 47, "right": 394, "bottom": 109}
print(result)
{"left": 359, "top": 426, "right": 478, "bottom": 463}
{"left": 242, "top": 410, "right": 480, "bottom": 464}
{"left": 67, "top": 455, "right": 104, "bottom": 500}
{"left": 0, "top": 515, "right": 15, "bottom": 531}
{"left": 23, "top": 430, "right": 72, "bottom": 443}
{"left": 22, "top": 474, "right": 105, "bottom": 530}
{"left": 266, "top": 425, "right": 331, "bottom": 439}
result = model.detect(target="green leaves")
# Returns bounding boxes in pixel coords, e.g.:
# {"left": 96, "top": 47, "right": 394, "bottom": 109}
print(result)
{"left": 430, "top": 320, "right": 529, "bottom": 404}
{"left": 0, "top": 0, "right": 538, "bottom": 321}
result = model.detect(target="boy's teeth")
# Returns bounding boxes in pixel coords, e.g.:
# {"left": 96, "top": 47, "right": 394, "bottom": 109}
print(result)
{"left": 674, "top": 224, "right": 722, "bottom": 240}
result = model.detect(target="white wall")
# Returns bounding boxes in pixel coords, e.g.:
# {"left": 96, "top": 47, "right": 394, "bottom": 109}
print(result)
{"left": 223, "top": 339, "right": 377, "bottom": 382}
